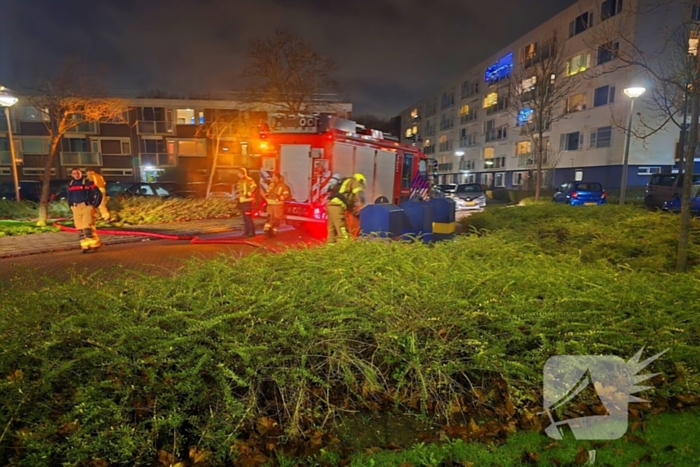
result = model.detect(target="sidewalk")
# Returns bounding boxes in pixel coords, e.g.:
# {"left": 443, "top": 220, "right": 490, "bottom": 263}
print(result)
{"left": 0, "top": 217, "right": 256, "bottom": 259}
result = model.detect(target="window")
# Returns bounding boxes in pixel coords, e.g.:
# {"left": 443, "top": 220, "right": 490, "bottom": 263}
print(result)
{"left": 102, "top": 168, "right": 134, "bottom": 177}
{"left": 517, "top": 108, "right": 534, "bottom": 126}
{"left": 694, "top": 3, "right": 700, "bottom": 22}
{"left": 594, "top": 85, "right": 616, "bottom": 106}
{"left": 461, "top": 81, "right": 479, "bottom": 99}
{"left": 590, "top": 126, "right": 612, "bottom": 148}
{"left": 560, "top": 131, "right": 583, "bottom": 151}
{"left": 516, "top": 141, "right": 532, "bottom": 155}
{"left": 98, "top": 139, "right": 131, "bottom": 155}
{"left": 459, "top": 104, "right": 470, "bottom": 117}
{"left": 484, "top": 53, "right": 514, "bottom": 84}
{"left": 20, "top": 138, "right": 50, "bottom": 154}
{"left": 597, "top": 41, "right": 619, "bottom": 65}
{"left": 460, "top": 105, "right": 477, "bottom": 123}
{"left": 565, "top": 93, "right": 587, "bottom": 113}
{"left": 483, "top": 92, "right": 498, "bottom": 109}
{"left": 0, "top": 168, "right": 10, "bottom": 176}
{"left": 638, "top": 166, "right": 662, "bottom": 176}
{"left": 424, "top": 120, "right": 436, "bottom": 136}
{"left": 517, "top": 76, "right": 537, "bottom": 94}
{"left": 441, "top": 91, "right": 455, "bottom": 110}
{"left": 512, "top": 171, "right": 527, "bottom": 186}
{"left": 480, "top": 173, "right": 493, "bottom": 186}
{"left": 176, "top": 139, "right": 206, "bottom": 157}
{"left": 23, "top": 168, "right": 56, "bottom": 176}
{"left": 176, "top": 109, "right": 204, "bottom": 125}
{"left": 439, "top": 113, "right": 454, "bottom": 131}
{"left": 494, "top": 172, "right": 505, "bottom": 187}
{"left": 484, "top": 147, "right": 495, "bottom": 159}
{"left": 17, "top": 106, "right": 49, "bottom": 122}
{"left": 425, "top": 99, "right": 437, "bottom": 117}
{"left": 459, "top": 129, "right": 478, "bottom": 147}
{"left": 410, "top": 108, "right": 419, "bottom": 118}
{"left": 566, "top": 53, "right": 591, "bottom": 76}
{"left": 575, "top": 169, "right": 584, "bottom": 181}
{"left": 438, "top": 134, "right": 452, "bottom": 152}
{"left": 601, "top": 0, "right": 623, "bottom": 21}
{"left": 521, "top": 42, "right": 537, "bottom": 62}
{"left": 569, "top": 11, "right": 594, "bottom": 38}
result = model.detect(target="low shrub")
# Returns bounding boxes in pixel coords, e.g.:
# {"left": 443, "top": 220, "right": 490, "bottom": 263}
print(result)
{"left": 460, "top": 203, "right": 700, "bottom": 271}
{"left": 0, "top": 200, "right": 70, "bottom": 220}
{"left": 1, "top": 236, "right": 698, "bottom": 465}
{"left": 0, "top": 221, "right": 59, "bottom": 237}
{"left": 103, "top": 197, "right": 240, "bottom": 225}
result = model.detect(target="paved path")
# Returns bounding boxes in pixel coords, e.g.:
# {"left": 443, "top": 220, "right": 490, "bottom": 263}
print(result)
{"left": 0, "top": 227, "right": 316, "bottom": 287}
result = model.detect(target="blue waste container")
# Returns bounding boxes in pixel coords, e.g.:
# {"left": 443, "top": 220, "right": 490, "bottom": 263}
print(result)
{"left": 359, "top": 204, "right": 404, "bottom": 238}
{"left": 428, "top": 198, "right": 456, "bottom": 241}
{"left": 399, "top": 200, "right": 433, "bottom": 242}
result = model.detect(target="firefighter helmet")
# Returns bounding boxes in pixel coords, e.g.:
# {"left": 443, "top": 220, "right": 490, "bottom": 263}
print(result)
{"left": 353, "top": 173, "right": 366, "bottom": 184}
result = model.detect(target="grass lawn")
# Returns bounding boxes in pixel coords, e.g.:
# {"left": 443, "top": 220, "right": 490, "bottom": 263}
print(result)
{"left": 0, "top": 204, "right": 698, "bottom": 466}
{"left": 0, "top": 220, "right": 59, "bottom": 237}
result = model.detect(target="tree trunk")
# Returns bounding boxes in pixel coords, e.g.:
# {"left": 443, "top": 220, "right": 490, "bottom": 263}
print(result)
{"left": 535, "top": 131, "right": 544, "bottom": 201}
{"left": 36, "top": 138, "right": 60, "bottom": 226}
{"left": 676, "top": 89, "right": 699, "bottom": 272}
{"left": 206, "top": 136, "right": 221, "bottom": 199}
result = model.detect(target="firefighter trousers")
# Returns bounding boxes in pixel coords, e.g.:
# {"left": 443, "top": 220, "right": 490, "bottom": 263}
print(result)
{"left": 326, "top": 204, "right": 349, "bottom": 243}
{"left": 265, "top": 203, "right": 284, "bottom": 235}
{"left": 240, "top": 202, "right": 255, "bottom": 236}
{"left": 71, "top": 203, "right": 101, "bottom": 251}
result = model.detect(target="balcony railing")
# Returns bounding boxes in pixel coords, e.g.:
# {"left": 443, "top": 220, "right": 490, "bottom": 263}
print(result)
{"left": 65, "top": 122, "right": 99, "bottom": 134}
{"left": 60, "top": 152, "right": 103, "bottom": 166}
{"left": 139, "top": 152, "right": 176, "bottom": 167}
{"left": 458, "top": 160, "right": 474, "bottom": 171}
{"left": 485, "top": 126, "right": 508, "bottom": 142}
{"left": 519, "top": 122, "right": 551, "bottom": 135}
{"left": 517, "top": 152, "right": 549, "bottom": 168}
{"left": 437, "top": 162, "right": 454, "bottom": 172}
{"left": 0, "top": 151, "right": 11, "bottom": 165}
{"left": 137, "top": 120, "right": 175, "bottom": 135}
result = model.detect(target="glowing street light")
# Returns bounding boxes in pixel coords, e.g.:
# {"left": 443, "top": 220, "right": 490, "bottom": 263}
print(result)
{"left": 455, "top": 150, "right": 465, "bottom": 156}
{"left": 619, "top": 86, "right": 646, "bottom": 205}
{"left": 0, "top": 86, "right": 20, "bottom": 202}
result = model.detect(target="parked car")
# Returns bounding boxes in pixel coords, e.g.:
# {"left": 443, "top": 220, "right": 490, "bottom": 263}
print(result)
{"left": 436, "top": 183, "right": 487, "bottom": 210}
{"left": 0, "top": 180, "right": 45, "bottom": 202}
{"left": 661, "top": 182, "right": 700, "bottom": 215}
{"left": 644, "top": 172, "right": 700, "bottom": 209}
{"left": 119, "top": 183, "right": 177, "bottom": 198}
{"left": 553, "top": 181, "right": 607, "bottom": 206}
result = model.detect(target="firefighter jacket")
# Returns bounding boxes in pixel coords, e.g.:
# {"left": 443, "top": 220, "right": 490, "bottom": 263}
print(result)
{"left": 266, "top": 178, "right": 291, "bottom": 205}
{"left": 68, "top": 178, "right": 102, "bottom": 207}
{"left": 328, "top": 177, "right": 365, "bottom": 210}
{"left": 237, "top": 174, "right": 257, "bottom": 204}
{"left": 87, "top": 172, "right": 107, "bottom": 191}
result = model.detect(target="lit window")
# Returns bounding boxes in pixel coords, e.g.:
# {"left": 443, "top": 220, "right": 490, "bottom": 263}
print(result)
{"left": 176, "top": 109, "right": 197, "bottom": 125}
{"left": 517, "top": 108, "right": 534, "bottom": 126}
{"left": 518, "top": 76, "right": 537, "bottom": 94}
{"left": 410, "top": 108, "right": 419, "bottom": 118}
{"left": 177, "top": 140, "right": 206, "bottom": 157}
{"left": 484, "top": 147, "right": 495, "bottom": 159}
{"left": 405, "top": 128, "right": 412, "bottom": 138}
{"left": 565, "top": 93, "right": 587, "bottom": 113}
{"left": 459, "top": 104, "right": 470, "bottom": 116}
{"left": 516, "top": 141, "right": 532, "bottom": 155}
{"left": 483, "top": 92, "right": 498, "bottom": 109}
{"left": 484, "top": 53, "right": 514, "bottom": 84}
{"left": 566, "top": 53, "right": 591, "bottom": 76}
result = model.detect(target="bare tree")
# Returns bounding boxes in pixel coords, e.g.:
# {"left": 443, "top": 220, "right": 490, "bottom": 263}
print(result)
{"left": 197, "top": 110, "right": 243, "bottom": 198}
{"left": 590, "top": 0, "right": 698, "bottom": 271}
{"left": 24, "top": 61, "right": 127, "bottom": 226}
{"left": 242, "top": 30, "right": 339, "bottom": 114}
{"left": 508, "top": 32, "right": 582, "bottom": 200}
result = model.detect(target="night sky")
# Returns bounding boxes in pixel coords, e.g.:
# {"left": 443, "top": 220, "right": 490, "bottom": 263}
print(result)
{"left": 2, "top": 0, "right": 576, "bottom": 118}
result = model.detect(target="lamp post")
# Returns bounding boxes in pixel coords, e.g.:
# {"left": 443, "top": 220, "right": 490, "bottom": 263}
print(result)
{"left": 619, "top": 86, "right": 646, "bottom": 205}
{"left": 0, "top": 86, "right": 20, "bottom": 202}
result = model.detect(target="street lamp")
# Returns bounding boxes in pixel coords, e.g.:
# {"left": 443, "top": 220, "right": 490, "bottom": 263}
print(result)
{"left": 0, "top": 86, "right": 20, "bottom": 202}
{"left": 619, "top": 86, "right": 646, "bottom": 205}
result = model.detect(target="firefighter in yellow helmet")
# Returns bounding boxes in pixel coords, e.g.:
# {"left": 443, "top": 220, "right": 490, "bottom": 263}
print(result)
{"left": 264, "top": 172, "right": 291, "bottom": 237}
{"left": 86, "top": 169, "right": 113, "bottom": 222}
{"left": 236, "top": 167, "right": 258, "bottom": 237}
{"left": 326, "top": 173, "right": 366, "bottom": 243}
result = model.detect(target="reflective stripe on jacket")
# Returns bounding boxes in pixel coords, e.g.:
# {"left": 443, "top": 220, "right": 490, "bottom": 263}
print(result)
{"left": 328, "top": 178, "right": 365, "bottom": 208}
{"left": 237, "top": 177, "right": 257, "bottom": 203}
{"left": 266, "top": 181, "right": 291, "bottom": 205}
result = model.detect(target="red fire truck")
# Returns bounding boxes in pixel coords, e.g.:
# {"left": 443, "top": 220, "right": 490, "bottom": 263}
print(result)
{"left": 254, "top": 114, "right": 433, "bottom": 237}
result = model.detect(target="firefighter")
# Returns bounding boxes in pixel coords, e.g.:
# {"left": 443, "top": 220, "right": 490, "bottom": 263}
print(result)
{"left": 67, "top": 168, "right": 103, "bottom": 253}
{"left": 326, "top": 173, "right": 366, "bottom": 243}
{"left": 86, "top": 169, "right": 113, "bottom": 222}
{"left": 236, "top": 167, "right": 258, "bottom": 237}
{"left": 264, "top": 172, "right": 291, "bottom": 237}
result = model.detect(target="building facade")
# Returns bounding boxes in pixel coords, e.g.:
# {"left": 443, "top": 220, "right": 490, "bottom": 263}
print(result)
{"left": 0, "top": 94, "right": 350, "bottom": 195}
{"left": 399, "top": 0, "right": 691, "bottom": 190}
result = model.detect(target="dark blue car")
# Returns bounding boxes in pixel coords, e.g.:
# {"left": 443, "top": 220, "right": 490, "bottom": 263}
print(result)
{"left": 661, "top": 183, "right": 700, "bottom": 215}
{"left": 553, "top": 181, "right": 607, "bottom": 206}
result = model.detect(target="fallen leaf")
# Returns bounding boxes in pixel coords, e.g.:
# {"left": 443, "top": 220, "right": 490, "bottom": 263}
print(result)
{"left": 189, "top": 446, "right": 208, "bottom": 464}
{"left": 626, "top": 434, "right": 648, "bottom": 446}
{"left": 519, "top": 451, "right": 539, "bottom": 465}
{"left": 157, "top": 450, "right": 177, "bottom": 467}
{"left": 574, "top": 447, "right": 589, "bottom": 465}
{"left": 6, "top": 369, "right": 23, "bottom": 382}
{"left": 365, "top": 447, "right": 382, "bottom": 456}
{"left": 544, "top": 441, "right": 563, "bottom": 450}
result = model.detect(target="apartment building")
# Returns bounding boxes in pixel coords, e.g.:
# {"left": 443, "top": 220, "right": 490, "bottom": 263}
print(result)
{"left": 400, "top": 0, "right": 687, "bottom": 190}
{"left": 0, "top": 93, "right": 350, "bottom": 193}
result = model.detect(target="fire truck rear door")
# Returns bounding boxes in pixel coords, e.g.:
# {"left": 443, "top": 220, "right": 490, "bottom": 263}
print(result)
{"left": 354, "top": 147, "right": 395, "bottom": 204}
{"left": 280, "top": 144, "right": 311, "bottom": 202}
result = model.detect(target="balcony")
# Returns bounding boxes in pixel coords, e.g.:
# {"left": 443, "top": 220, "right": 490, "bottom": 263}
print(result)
{"left": 60, "top": 152, "right": 103, "bottom": 167}
{"left": 519, "top": 122, "right": 551, "bottom": 135}
{"left": 437, "top": 162, "right": 454, "bottom": 173}
{"left": 65, "top": 122, "right": 99, "bottom": 134}
{"left": 517, "top": 152, "right": 549, "bottom": 168}
{"left": 137, "top": 120, "right": 175, "bottom": 135}
{"left": 458, "top": 160, "right": 474, "bottom": 171}
{"left": 139, "top": 152, "right": 176, "bottom": 167}
{"left": 485, "top": 126, "right": 508, "bottom": 142}
{"left": 0, "top": 151, "right": 11, "bottom": 165}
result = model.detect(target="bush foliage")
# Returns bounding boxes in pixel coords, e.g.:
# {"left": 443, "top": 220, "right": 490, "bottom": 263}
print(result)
{"left": 0, "top": 201, "right": 71, "bottom": 221}
{"left": 106, "top": 197, "right": 239, "bottom": 226}
{"left": 1, "top": 205, "right": 699, "bottom": 465}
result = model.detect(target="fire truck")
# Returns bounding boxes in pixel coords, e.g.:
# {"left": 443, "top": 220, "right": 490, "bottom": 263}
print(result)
{"left": 254, "top": 114, "right": 433, "bottom": 237}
